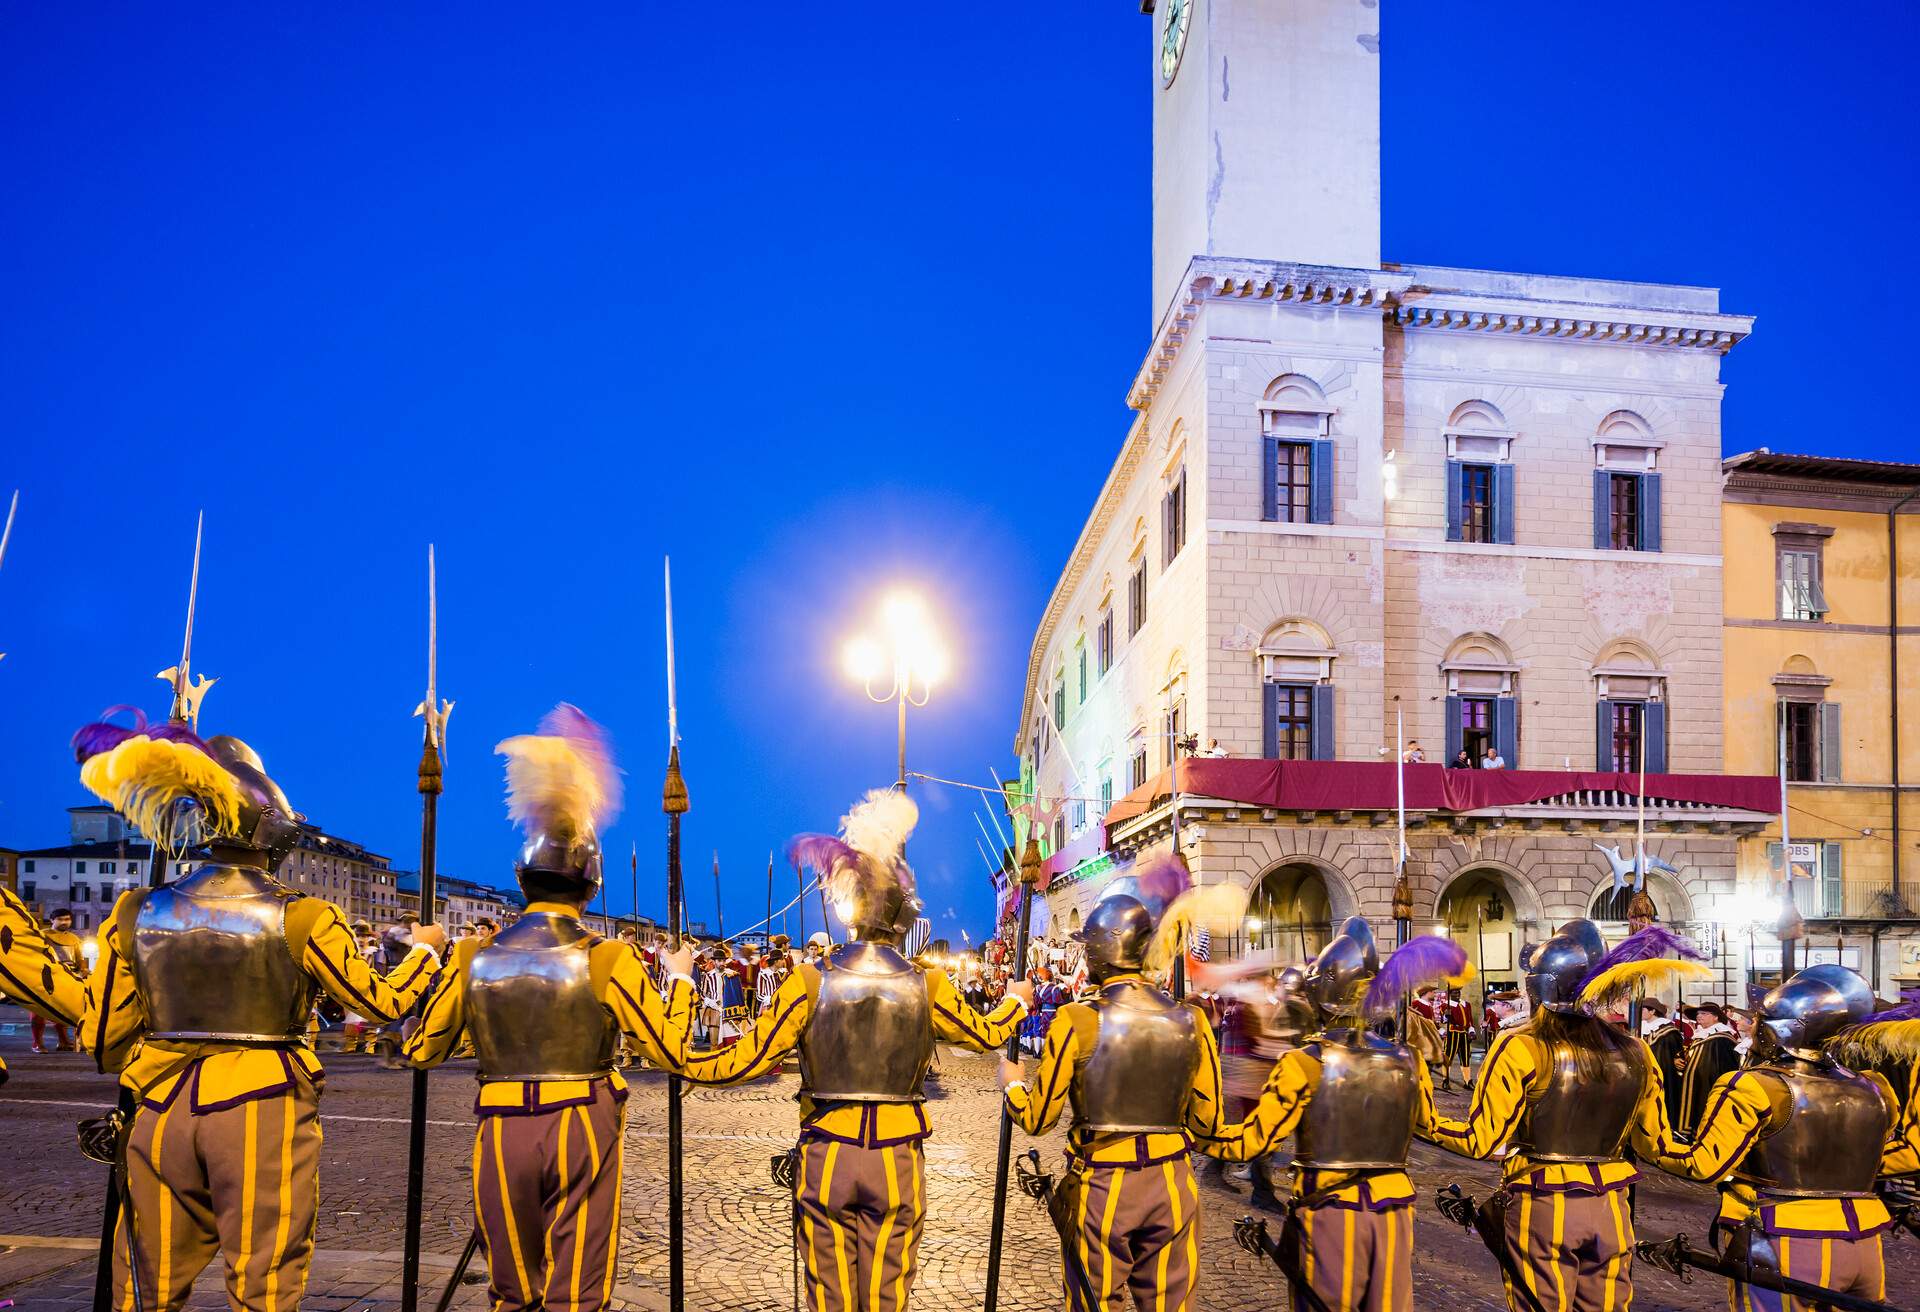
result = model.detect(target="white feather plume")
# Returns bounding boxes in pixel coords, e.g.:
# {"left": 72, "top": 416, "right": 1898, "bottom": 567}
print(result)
{"left": 840, "top": 788, "right": 917, "bottom": 864}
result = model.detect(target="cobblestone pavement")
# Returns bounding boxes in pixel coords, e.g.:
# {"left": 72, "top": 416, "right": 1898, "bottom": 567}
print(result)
{"left": 2, "top": 1015, "right": 1915, "bottom": 1311}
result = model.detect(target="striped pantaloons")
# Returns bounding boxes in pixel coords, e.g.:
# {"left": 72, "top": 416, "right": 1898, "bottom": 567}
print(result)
{"left": 1057, "top": 1159, "right": 1199, "bottom": 1312}
{"left": 113, "top": 1071, "right": 323, "bottom": 1312}
{"left": 1289, "top": 1202, "right": 1414, "bottom": 1312}
{"left": 1723, "top": 1228, "right": 1886, "bottom": 1312}
{"left": 1502, "top": 1187, "right": 1635, "bottom": 1312}
{"left": 793, "top": 1138, "right": 926, "bottom": 1312}
{"left": 472, "top": 1082, "right": 626, "bottom": 1312}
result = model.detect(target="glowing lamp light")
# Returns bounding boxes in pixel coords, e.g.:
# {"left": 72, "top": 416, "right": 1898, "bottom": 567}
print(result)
{"left": 844, "top": 636, "right": 885, "bottom": 684}
{"left": 1382, "top": 450, "right": 1401, "bottom": 502}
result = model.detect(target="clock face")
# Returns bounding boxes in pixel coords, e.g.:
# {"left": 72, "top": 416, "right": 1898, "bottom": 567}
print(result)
{"left": 1160, "top": 0, "right": 1191, "bottom": 87}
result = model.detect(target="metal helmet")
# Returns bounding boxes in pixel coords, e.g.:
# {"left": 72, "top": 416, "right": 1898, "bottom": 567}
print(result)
{"left": 202, "top": 735, "right": 304, "bottom": 873}
{"left": 1755, "top": 963, "right": 1874, "bottom": 1060}
{"left": 1302, "top": 917, "right": 1379, "bottom": 1020}
{"left": 516, "top": 827, "right": 604, "bottom": 902}
{"left": 1076, "top": 892, "right": 1155, "bottom": 982}
{"left": 836, "top": 854, "right": 922, "bottom": 944}
{"left": 1524, "top": 918, "right": 1606, "bottom": 1013}
{"left": 497, "top": 705, "right": 620, "bottom": 905}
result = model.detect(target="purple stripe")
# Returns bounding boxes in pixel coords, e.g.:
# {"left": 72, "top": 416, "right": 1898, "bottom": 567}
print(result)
{"left": 684, "top": 995, "right": 803, "bottom": 1083}
{"left": 307, "top": 943, "right": 387, "bottom": 1020}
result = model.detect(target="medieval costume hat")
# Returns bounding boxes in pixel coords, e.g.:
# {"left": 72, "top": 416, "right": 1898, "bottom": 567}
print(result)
{"left": 1362, "top": 933, "right": 1471, "bottom": 1021}
{"left": 1074, "top": 855, "right": 1247, "bottom": 983}
{"left": 1302, "top": 916, "right": 1379, "bottom": 1021}
{"left": 1524, "top": 918, "right": 1607, "bottom": 1013}
{"left": 73, "top": 706, "right": 304, "bottom": 871}
{"left": 1575, "top": 924, "right": 1712, "bottom": 1013}
{"left": 791, "top": 789, "right": 922, "bottom": 944}
{"left": 496, "top": 704, "right": 621, "bottom": 902}
{"left": 1753, "top": 963, "right": 1874, "bottom": 1061}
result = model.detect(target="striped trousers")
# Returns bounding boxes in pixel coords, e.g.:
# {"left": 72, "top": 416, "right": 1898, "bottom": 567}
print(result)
{"left": 472, "top": 1082, "right": 627, "bottom": 1312}
{"left": 1290, "top": 1203, "right": 1413, "bottom": 1312}
{"left": 112, "top": 1072, "right": 323, "bottom": 1312}
{"left": 1722, "top": 1227, "right": 1886, "bottom": 1312}
{"left": 1502, "top": 1187, "right": 1635, "bottom": 1312}
{"left": 793, "top": 1137, "right": 926, "bottom": 1312}
{"left": 1057, "top": 1159, "right": 1199, "bottom": 1312}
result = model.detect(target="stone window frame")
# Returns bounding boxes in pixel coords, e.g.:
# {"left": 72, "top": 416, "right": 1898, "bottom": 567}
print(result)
{"left": 1773, "top": 522, "right": 1834, "bottom": 623}
{"left": 1256, "top": 619, "right": 1338, "bottom": 685}
{"left": 1444, "top": 400, "right": 1516, "bottom": 465}
{"left": 1592, "top": 410, "right": 1664, "bottom": 473}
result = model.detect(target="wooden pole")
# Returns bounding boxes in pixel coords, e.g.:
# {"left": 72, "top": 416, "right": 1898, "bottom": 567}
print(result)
{"left": 983, "top": 839, "right": 1041, "bottom": 1312}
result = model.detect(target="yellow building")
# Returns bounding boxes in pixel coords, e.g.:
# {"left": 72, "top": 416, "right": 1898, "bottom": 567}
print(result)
{"left": 1722, "top": 451, "right": 1920, "bottom": 994}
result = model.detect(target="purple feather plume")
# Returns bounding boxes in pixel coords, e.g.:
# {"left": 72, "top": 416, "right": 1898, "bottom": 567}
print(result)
{"left": 1864, "top": 999, "right": 1920, "bottom": 1025}
{"left": 71, "top": 706, "right": 212, "bottom": 763}
{"left": 1577, "top": 925, "right": 1706, "bottom": 992}
{"left": 1131, "top": 854, "right": 1191, "bottom": 912}
{"left": 1364, "top": 935, "right": 1469, "bottom": 1015}
{"left": 789, "top": 833, "right": 859, "bottom": 878}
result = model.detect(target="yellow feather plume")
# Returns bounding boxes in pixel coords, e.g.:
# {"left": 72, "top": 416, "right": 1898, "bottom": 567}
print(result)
{"left": 1577, "top": 958, "right": 1714, "bottom": 1011}
{"left": 78, "top": 735, "right": 244, "bottom": 852}
{"left": 1827, "top": 1018, "right": 1920, "bottom": 1067}
{"left": 495, "top": 730, "right": 618, "bottom": 842}
{"left": 1144, "top": 883, "right": 1249, "bottom": 975}
{"left": 1447, "top": 961, "right": 1478, "bottom": 988}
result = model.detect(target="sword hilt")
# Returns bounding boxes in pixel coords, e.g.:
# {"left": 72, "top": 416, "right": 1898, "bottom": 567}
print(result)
{"left": 770, "top": 1151, "right": 797, "bottom": 1191}
{"left": 1014, "top": 1149, "right": 1051, "bottom": 1202}
{"left": 1632, "top": 1235, "right": 1692, "bottom": 1281}
{"left": 1232, "top": 1215, "right": 1269, "bottom": 1257}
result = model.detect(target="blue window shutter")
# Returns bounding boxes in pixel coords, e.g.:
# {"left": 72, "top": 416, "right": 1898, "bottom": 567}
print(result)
{"left": 1593, "top": 471, "right": 1612, "bottom": 550}
{"left": 1311, "top": 684, "right": 1336, "bottom": 761}
{"left": 1643, "top": 701, "right": 1667, "bottom": 774}
{"left": 1261, "top": 683, "right": 1279, "bottom": 760}
{"left": 1310, "top": 439, "right": 1334, "bottom": 524}
{"left": 1444, "top": 695, "right": 1463, "bottom": 764}
{"left": 1639, "top": 472, "right": 1662, "bottom": 552}
{"left": 1493, "top": 463, "right": 1516, "bottom": 545}
{"left": 1596, "top": 699, "right": 1614, "bottom": 770}
{"left": 1494, "top": 697, "right": 1518, "bottom": 768}
{"left": 1446, "top": 460, "right": 1464, "bottom": 542}
{"left": 1262, "top": 438, "right": 1279, "bottom": 521}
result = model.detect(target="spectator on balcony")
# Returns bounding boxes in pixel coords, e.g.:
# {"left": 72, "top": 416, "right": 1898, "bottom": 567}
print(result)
{"left": 1201, "top": 738, "right": 1228, "bottom": 758}
{"left": 1481, "top": 746, "right": 1507, "bottom": 770}
{"left": 1403, "top": 740, "right": 1425, "bottom": 763}
{"left": 1450, "top": 748, "right": 1473, "bottom": 769}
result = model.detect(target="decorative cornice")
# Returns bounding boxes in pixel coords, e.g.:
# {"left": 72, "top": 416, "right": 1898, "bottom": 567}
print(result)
{"left": 1126, "top": 256, "right": 1754, "bottom": 413}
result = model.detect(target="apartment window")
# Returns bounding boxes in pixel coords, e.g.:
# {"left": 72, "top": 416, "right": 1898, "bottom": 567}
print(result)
{"left": 1771, "top": 841, "right": 1846, "bottom": 918}
{"left": 1052, "top": 673, "right": 1066, "bottom": 728}
{"left": 1096, "top": 610, "right": 1113, "bottom": 675}
{"left": 1129, "top": 746, "right": 1148, "bottom": 790}
{"left": 1128, "top": 560, "right": 1147, "bottom": 637}
{"left": 1052, "top": 815, "right": 1066, "bottom": 852}
{"left": 74, "top": 861, "right": 87, "bottom": 875}
{"left": 1076, "top": 643, "right": 1088, "bottom": 706}
{"left": 1274, "top": 442, "right": 1312, "bottom": 523}
{"left": 1164, "top": 698, "right": 1187, "bottom": 766}
{"left": 100, "top": 862, "right": 115, "bottom": 875}
{"left": 1460, "top": 697, "right": 1493, "bottom": 762}
{"left": 21, "top": 860, "right": 34, "bottom": 874}
{"left": 22, "top": 882, "right": 35, "bottom": 901}
{"left": 1595, "top": 696, "right": 1674, "bottom": 774}
{"left": 73, "top": 884, "right": 91, "bottom": 904}
{"left": 1773, "top": 525, "right": 1834, "bottom": 621}
{"left": 1594, "top": 470, "right": 1662, "bottom": 552}
{"left": 1070, "top": 799, "right": 1087, "bottom": 833}
{"left": 1609, "top": 702, "right": 1643, "bottom": 772}
{"left": 1781, "top": 699, "right": 1842, "bottom": 783}
{"left": 1162, "top": 466, "right": 1187, "bottom": 565}
{"left": 1266, "top": 684, "right": 1315, "bottom": 760}
{"left": 1099, "top": 773, "right": 1113, "bottom": 811}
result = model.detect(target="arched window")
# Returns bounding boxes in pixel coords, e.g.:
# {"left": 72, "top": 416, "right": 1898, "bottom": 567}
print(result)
{"left": 1257, "top": 620, "right": 1336, "bottom": 761}
{"left": 1442, "top": 633, "right": 1519, "bottom": 768}
{"left": 1592, "top": 412, "right": 1662, "bottom": 552}
{"left": 1593, "top": 640, "right": 1667, "bottom": 772}
{"left": 1260, "top": 374, "right": 1334, "bottom": 525}
{"left": 1775, "top": 655, "right": 1839, "bottom": 783}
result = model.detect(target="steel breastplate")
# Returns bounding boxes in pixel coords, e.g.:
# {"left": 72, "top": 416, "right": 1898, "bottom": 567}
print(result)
{"left": 132, "top": 866, "right": 312, "bottom": 1043}
{"left": 1071, "top": 980, "right": 1201, "bottom": 1135}
{"left": 799, "top": 942, "right": 933, "bottom": 1103}
{"left": 467, "top": 914, "right": 616, "bottom": 1081}
{"left": 1737, "top": 1063, "right": 1889, "bottom": 1197}
{"left": 1515, "top": 1036, "right": 1647, "bottom": 1164}
{"left": 1294, "top": 1033, "right": 1419, "bottom": 1169}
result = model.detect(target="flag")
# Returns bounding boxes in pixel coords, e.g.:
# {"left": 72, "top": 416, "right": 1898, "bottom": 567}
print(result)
{"left": 1190, "top": 926, "right": 1211, "bottom": 963}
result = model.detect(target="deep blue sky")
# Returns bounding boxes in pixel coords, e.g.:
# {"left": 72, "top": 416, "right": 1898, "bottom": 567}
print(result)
{"left": 3, "top": 4, "right": 1915, "bottom": 942}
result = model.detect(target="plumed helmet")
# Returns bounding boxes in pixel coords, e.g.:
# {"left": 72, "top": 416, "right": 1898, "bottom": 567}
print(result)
{"left": 496, "top": 705, "right": 621, "bottom": 903}
{"left": 1755, "top": 963, "right": 1874, "bottom": 1060}
{"left": 1525, "top": 918, "right": 1606, "bottom": 1012}
{"left": 201, "top": 735, "right": 305, "bottom": 872}
{"left": 1077, "top": 893, "right": 1155, "bottom": 981}
{"left": 792, "top": 789, "right": 923, "bottom": 944}
{"left": 1302, "top": 916, "right": 1379, "bottom": 1020}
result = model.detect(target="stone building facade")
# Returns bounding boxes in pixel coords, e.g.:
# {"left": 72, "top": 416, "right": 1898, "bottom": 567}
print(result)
{"left": 1010, "top": 0, "right": 1774, "bottom": 1003}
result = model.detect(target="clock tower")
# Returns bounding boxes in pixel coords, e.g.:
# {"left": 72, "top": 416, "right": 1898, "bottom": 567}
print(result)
{"left": 1149, "top": 0, "right": 1382, "bottom": 323}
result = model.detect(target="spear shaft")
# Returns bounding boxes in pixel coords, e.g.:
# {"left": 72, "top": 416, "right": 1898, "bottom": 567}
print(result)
{"left": 661, "top": 558, "right": 688, "bottom": 1312}
{"left": 401, "top": 547, "right": 445, "bottom": 1312}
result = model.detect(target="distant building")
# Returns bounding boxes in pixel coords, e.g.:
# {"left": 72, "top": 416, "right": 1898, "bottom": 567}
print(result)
{"left": 12, "top": 808, "right": 190, "bottom": 931}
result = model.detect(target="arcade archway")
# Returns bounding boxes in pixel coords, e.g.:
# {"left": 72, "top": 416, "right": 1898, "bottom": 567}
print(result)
{"left": 1435, "top": 867, "right": 1537, "bottom": 1006}
{"left": 1242, "top": 863, "right": 1336, "bottom": 965}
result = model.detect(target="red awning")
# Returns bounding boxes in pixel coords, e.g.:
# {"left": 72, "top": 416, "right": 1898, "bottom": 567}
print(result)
{"left": 1104, "top": 759, "right": 1779, "bottom": 830}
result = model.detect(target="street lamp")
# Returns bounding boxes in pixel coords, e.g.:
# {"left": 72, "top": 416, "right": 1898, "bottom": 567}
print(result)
{"left": 845, "top": 590, "right": 950, "bottom": 790}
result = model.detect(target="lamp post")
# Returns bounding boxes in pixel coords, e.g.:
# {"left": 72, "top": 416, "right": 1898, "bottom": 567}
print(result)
{"left": 845, "top": 591, "right": 949, "bottom": 791}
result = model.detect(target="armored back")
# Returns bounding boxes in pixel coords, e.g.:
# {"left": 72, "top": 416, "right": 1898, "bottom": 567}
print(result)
{"left": 1072, "top": 980, "right": 1202, "bottom": 1134}
{"left": 799, "top": 942, "right": 933, "bottom": 1103}
{"left": 467, "top": 913, "right": 615, "bottom": 1080}
{"left": 1515, "top": 1036, "right": 1647, "bottom": 1163}
{"left": 132, "top": 865, "right": 311, "bottom": 1043}
{"left": 1737, "top": 1065, "right": 1890, "bottom": 1197}
{"left": 1294, "top": 1034, "right": 1419, "bottom": 1169}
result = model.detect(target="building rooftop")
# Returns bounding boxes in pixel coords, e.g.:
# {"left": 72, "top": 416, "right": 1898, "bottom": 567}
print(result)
{"left": 1724, "top": 450, "right": 1920, "bottom": 487}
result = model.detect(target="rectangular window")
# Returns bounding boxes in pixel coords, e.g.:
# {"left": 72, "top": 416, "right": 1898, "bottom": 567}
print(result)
{"left": 74, "top": 861, "right": 87, "bottom": 874}
{"left": 1165, "top": 699, "right": 1187, "bottom": 766}
{"left": 1130, "top": 746, "right": 1148, "bottom": 790}
{"left": 1276, "top": 442, "right": 1312, "bottom": 523}
{"left": 1460, "top": 697, "right": 1494, "bottom": 764}
{"left": 1096, "top": 610, "right": 1113, "bottom": 675}
{"left": 73, "top": 885, "right": 90, "bottom": 903}
{"left": 22, "top": 882, "right": 34, "bottom": 901}
{"left": 1784, "top": 701, "right": 1820, "bottom": 782}
{"left": 1128, "top": 561, "right": 1147, "bottom": 637}
{"left": 1608, "top": 701, "right": 1644, "bottom": 773}
{"left": 101, "top": 862, "right": 115, "bottom": 874}
{"left": 1077, "top": 643, "right": 1088, "bottom": 706}
{"left": 21, "top": 860, "right": 33, "bottom": 874}
{"left": 1459, "top": 464, "right": 1495, "bottom": 544}
{"left": 1778, "top": 549, "right": 1827, "bottom": 621}
{"left": 1163, "top": 467, "right": 1187, "bottom": 564}
{"left": 1099, "top": 773, "right": 1113, "bottom": 810}
{"left": 1608, "top": 473, "right": 1640, "bottom": 550}
{"left": 1271, "top": 684, "right": 1315, "bottom": 761}
{"left": 1053, "top": 675, "right": 1065, "bottom": 728}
